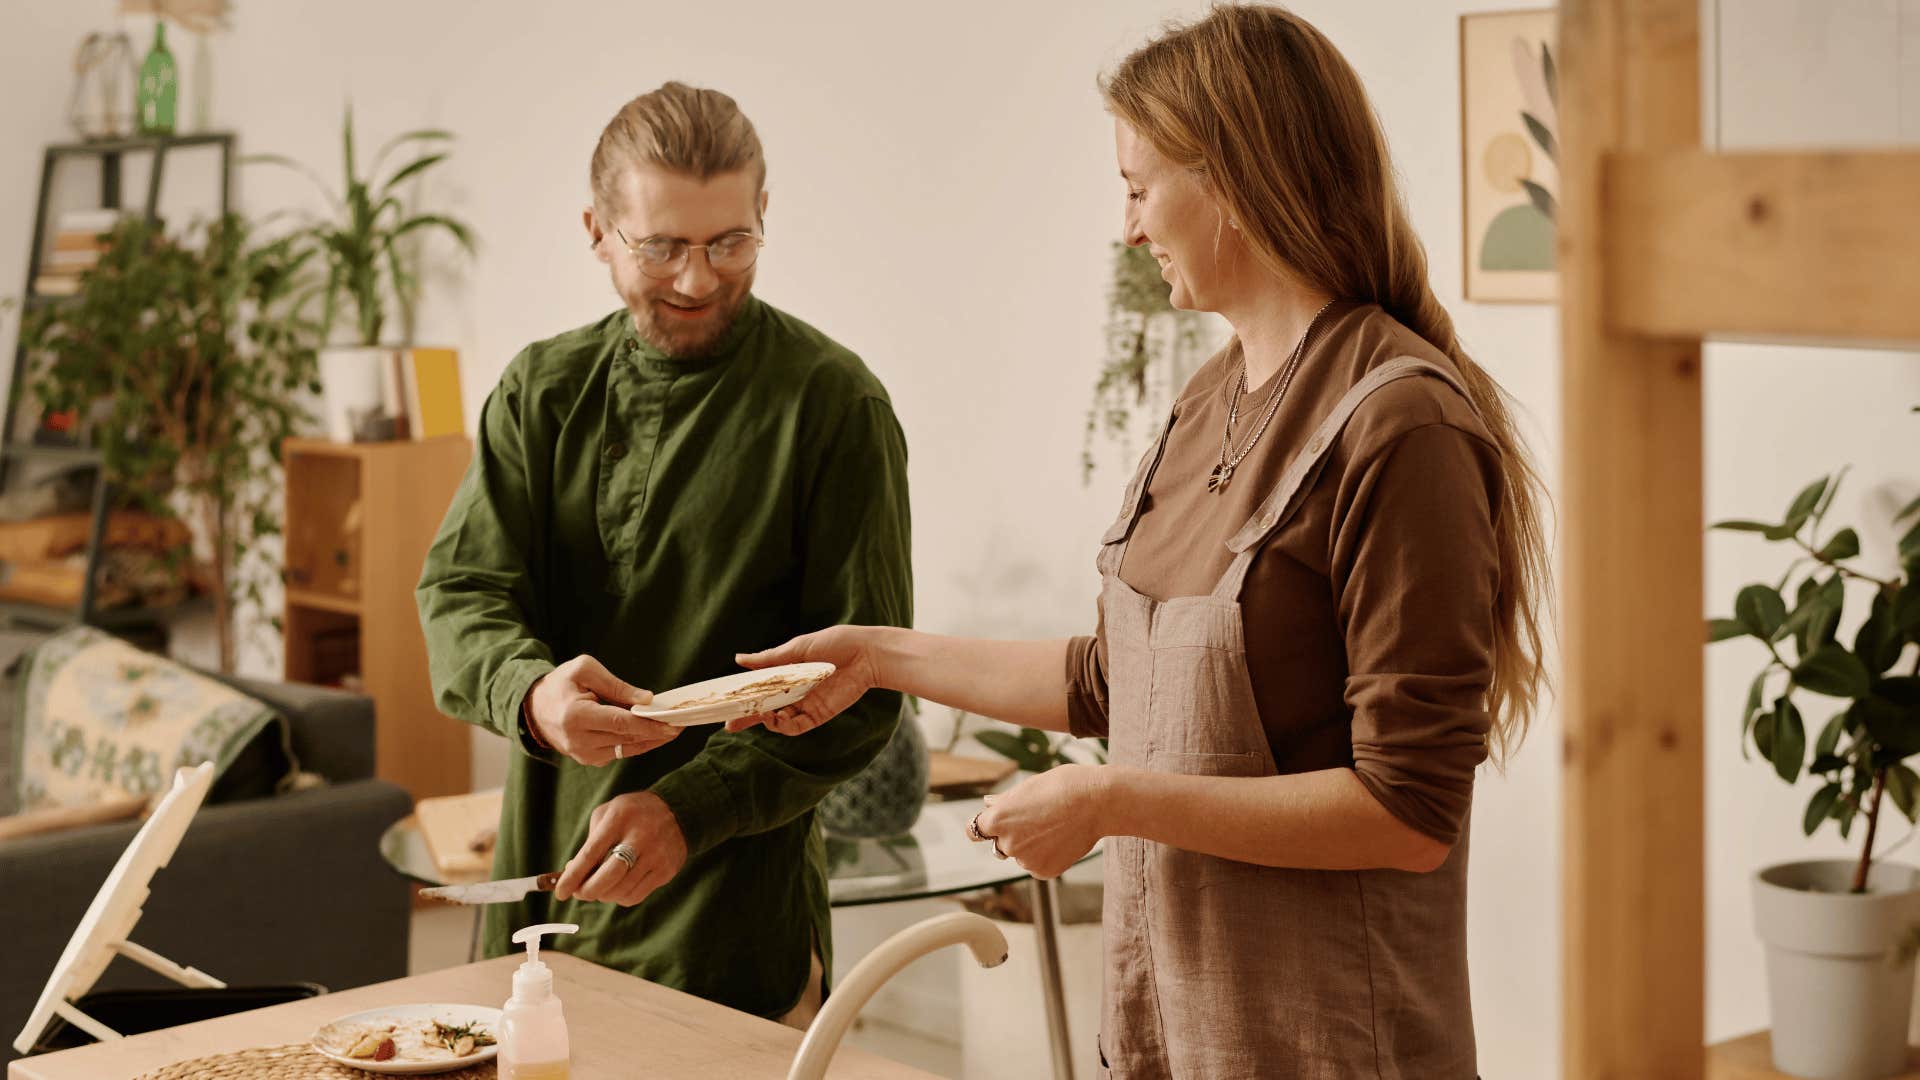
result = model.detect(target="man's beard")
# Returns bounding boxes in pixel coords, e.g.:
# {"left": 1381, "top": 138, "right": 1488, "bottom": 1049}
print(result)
{"left": 633, "top": 280, "right": 751, "bottom": 360}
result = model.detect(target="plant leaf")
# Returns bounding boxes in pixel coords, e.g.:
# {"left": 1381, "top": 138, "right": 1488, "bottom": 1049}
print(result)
{"left": 1518, "top": 179, "right": 1557, "bottom": 221}
{"left": 1858, "top": 683, "right": 1920, "bottom": 759}
{"left": 1771, "top": 697, "right": 1806, "bottom": 782}
{"left": 1782, "top": 476, "right": 1830, "bottom": 534}
{"left": 1711, "top": 519, "right": 1779, "bottom": 534}
{"left": 1816, "top": 528, "right": 1861, "bottom": 563}
{"left": 1804, "top": 782, "right": 1843, "bottom": 835}
{"left": 975, "top": 730, "right": 1053, "bottom": 773}
{"left": 1522, "top": 111, "right": 1558, "bottom": 161}
{"left": 1815, "top": 710, "right": 1849, "bottom": 759}
{"left": 1857, "top": 588, "right": 1905, "bottom": 674}
{"left": 1741, "top": 671, "right": 1768, "bottom": 759}
{"left": 1898, "top": 493, "right": 1920, "bottom": 523}
{"left": 1736, "top": 584, "right": 1788, "bottom": 639}
{"left": 1707, "top": 617, "right": 1748, "bottom": 643}
{"left": 1890, "top": 766, "right": 1920, "bottom": 820}
{"left": 377, "top": 153, "right": 449, "bottom": 198}
{"left": 1794, "top": 646, "right": 1873, "bottom": 698}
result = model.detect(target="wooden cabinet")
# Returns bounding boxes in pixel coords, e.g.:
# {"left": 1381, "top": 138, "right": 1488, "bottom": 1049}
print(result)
{"left": 282, "top": 435, "right": 472, "bottom": 802}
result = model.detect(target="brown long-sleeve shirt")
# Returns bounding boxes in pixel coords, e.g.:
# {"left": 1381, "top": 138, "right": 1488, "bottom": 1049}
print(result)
{"left": 1067, "top": 302, "right": 1501, "bottom": 845}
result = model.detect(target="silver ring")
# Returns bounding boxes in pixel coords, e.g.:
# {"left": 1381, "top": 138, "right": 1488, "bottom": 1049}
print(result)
{"left": 967, "top": 812, "right": 987, "bottom": 842}
{"left": 990, "top": 838, "right": 1009, "bottom": 861}
{"left": 608, "top": 842, "right": 638, "bottom": 870}
{"left": 614, "top": 743, "right": 628, "bottom": 760}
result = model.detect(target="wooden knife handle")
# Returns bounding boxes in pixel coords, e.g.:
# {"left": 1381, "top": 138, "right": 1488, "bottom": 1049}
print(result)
{"left": 535, "top": 872, "right": 561, "bottom": 891}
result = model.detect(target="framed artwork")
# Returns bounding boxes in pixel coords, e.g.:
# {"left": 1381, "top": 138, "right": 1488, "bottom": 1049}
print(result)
{"left": 1461, "top": 8, "right": 1559, "bottom": 303}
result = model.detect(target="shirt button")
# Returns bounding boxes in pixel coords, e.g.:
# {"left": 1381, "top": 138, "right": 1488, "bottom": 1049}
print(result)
{"left": 1308, "top": 435, "right": 1326, "bottom": 454}
{"left": 625, "top": 337, "right": 639, "bottom": 352}
{"left": 605, "top": 442, "right": 626, "bottom": 460}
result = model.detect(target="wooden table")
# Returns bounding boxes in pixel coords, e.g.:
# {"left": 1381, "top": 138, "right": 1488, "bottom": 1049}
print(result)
{"left": 9, "top": 953, "right": 937, "bottom": 1080}
{"left": 1709, "top": 1031, "right": 1920, "bottom": 1079}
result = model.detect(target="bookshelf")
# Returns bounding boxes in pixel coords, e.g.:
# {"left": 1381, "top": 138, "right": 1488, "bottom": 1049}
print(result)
{"left": 282, "top": 435, "right": 473, "bottom": 802}
{"left": 1, "top": 134, "right": 233, "bottom": 633}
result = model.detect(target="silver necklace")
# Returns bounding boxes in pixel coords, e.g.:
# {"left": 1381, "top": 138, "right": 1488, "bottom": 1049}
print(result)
{"left": 1208, "top": 299, "right": 1336, "bottom": 494}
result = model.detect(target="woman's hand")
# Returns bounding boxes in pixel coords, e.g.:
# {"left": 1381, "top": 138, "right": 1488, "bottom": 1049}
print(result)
{"left": 728, "top": 625, "right": 887, "bottom": 735}
{"left": 971, "top": 764, "right": 1114, "bottom": 879}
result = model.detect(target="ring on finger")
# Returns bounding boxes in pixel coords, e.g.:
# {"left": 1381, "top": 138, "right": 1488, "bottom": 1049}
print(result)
{"left": 990, "top": 838, "right": 1009, "bottom": 860}
{"left": 614, "top": 743, "right": 628, "bottom": 760}
{"left": 607, "top": 842, "right": 638, "bottom": 870}
{"left": 967, "top": 812, "right": 989, "bottom": 843}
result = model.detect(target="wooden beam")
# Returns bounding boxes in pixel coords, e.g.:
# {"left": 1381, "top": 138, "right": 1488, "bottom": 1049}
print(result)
{"left": 1559, "top": 2, "right": 1707, "bottom": 1078}
{"left": 1606, "top": 149, "right": 1920, "bottom": 343}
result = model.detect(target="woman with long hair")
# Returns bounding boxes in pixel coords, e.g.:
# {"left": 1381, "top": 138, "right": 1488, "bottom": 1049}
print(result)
{"left": 734, "top": 6, "right": 1550, "bottom": 1075}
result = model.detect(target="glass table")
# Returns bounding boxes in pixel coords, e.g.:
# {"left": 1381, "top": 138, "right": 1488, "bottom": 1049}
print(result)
{"left": 380, "top": 793, "right": 1098, "bottom": 1080}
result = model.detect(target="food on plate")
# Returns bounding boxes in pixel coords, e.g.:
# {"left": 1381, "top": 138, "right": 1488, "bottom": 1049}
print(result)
{"left": 319, "top": 1016, "right": 496, "bottom": 1064}
{"left": 670, "top": 673, "right": 817, "bottom": 709}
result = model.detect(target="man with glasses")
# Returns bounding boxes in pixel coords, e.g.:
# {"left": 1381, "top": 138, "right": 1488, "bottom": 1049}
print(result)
{"left": 417, "top": 82, "right": 911, "bottom": 1028}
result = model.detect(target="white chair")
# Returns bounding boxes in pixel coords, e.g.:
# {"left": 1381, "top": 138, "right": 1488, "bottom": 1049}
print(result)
{"left": 787, "top": 911, "right": 1009, "bottom": 1080}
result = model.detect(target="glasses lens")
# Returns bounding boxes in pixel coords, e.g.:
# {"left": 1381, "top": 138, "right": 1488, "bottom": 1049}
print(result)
{"left": 708, "top": 235, "right": 761, "bottom": 274}
{"left": 636, "top": 239, "right": 684, "bottom": 278}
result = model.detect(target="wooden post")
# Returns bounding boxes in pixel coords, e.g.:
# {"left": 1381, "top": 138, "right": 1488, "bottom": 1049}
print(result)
{"left": 1559, "top": 2, "right": 1707, "bottom": 1078}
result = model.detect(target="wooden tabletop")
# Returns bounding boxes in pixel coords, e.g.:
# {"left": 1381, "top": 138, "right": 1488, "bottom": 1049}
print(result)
{"left": 1709, "top": 1031, "right": 1920, "bottom": 1079}
{"left": 9, "top": 953, "right": 938, "bottom": 1080}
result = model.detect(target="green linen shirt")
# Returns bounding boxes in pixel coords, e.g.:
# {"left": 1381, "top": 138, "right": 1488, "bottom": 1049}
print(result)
{"left": 416, "top": 296, "right": 912, "bottom": 1017}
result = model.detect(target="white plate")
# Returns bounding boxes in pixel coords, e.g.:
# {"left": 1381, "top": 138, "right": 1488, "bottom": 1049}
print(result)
{"left": 630, "top": 662, "right": 836, "bottom": 726}
{"left": 311, "top": 1003, "right": 502, "bottom": 1075}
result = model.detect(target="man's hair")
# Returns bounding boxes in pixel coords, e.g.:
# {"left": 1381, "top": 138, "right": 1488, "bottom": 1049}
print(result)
{"left": 591, "top": 81, "right": 765, "bottom": 212}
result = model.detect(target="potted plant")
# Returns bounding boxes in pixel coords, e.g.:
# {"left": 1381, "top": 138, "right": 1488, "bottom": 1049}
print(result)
{"left": 1709, "top": 470, "right": 1920, "bottom": 1080}
{"left": 251, "top": 106, "right": 474, "bottom": 441}
{"left": 1082, "top": 241, "right": 1211, "bottom": 484}
{"left": 17, "top": 215, "right": 321, "bottom": 673}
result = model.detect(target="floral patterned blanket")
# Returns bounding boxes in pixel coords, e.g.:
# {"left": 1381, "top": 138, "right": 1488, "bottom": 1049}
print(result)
{"left": 11, "top": 626, "right": 291, "bottom": 813}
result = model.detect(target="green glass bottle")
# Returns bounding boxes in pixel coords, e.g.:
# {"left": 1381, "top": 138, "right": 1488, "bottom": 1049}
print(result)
{"left": 136, "top": 21, "right": 177, "bottom": 135}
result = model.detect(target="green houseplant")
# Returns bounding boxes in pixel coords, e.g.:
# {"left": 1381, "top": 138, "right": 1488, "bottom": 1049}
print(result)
{"left": 18, "top": 215, "right": 321, "bottom": 673}
{"left": 251, "top": 106, "right": 474, "bottom": 347}
{"left": 1708, "top": 470, "right": 1920, "bottom": 1080}
{"left": 1082, "top": 241, "right": 1208, "bottom": 484}
{"left": 253, "top": 107, "right": 475, "bottom": 442}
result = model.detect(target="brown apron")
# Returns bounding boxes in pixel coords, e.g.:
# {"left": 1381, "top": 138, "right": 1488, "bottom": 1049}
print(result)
{"left": 1094, "top": 357, "right": 1478, "bottom": 1079}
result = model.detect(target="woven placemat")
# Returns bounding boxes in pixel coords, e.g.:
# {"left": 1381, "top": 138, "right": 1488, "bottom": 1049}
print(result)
{"left": 131, "top": 1043, "right": 497, "bottom": 1079}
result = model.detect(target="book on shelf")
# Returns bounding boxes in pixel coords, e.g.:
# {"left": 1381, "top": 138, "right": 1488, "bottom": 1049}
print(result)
{"left": 55, "top": 208, "right": 126, "bottom": 234}
{"left": 30, "top": 275, "right": 82, "bottom": 297}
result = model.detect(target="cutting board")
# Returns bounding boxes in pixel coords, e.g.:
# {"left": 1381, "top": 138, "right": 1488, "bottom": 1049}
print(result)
{"left": 414, "top": 788, "right": 503, "bottom": 877}
{"left": 926, "top": 751, "right": 1017, "bottom": 799}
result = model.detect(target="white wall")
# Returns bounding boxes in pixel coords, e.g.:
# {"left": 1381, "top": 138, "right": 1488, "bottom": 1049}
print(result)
{"left": 3, "top": 1, "right": 1914, "bottom": 1076}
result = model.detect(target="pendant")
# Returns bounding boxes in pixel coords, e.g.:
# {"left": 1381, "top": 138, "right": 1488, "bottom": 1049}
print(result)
{"left": 1208, "top": 463, "right": 1232, "bottom": 493}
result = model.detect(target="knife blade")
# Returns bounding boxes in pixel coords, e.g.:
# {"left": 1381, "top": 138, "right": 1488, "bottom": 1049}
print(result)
{"left": 420, "top": 872, "right": 560, "bottom": 905}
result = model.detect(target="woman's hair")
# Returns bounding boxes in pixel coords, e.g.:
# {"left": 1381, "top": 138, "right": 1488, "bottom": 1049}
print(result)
{"left": 591, "top": 81, "right": 764, "bottom": 213}
{"left": 1104, "top": 4, "right": 1552, "bottom": 766}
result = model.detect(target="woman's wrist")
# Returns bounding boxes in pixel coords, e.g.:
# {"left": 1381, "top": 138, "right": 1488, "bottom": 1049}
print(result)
{"left": 1092, "top": 764, "right": 1140, "bottom": 839}
{"left": 864, "top": 624, "right": 914, "bottom": 693}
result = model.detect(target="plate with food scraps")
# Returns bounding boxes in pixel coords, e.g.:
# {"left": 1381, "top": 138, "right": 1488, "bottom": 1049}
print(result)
{"left": 630, "top": 662, "right": 836, "bottom": 726}
{"left": 311, "top": 1004, "right": 500, "bottom": 1074}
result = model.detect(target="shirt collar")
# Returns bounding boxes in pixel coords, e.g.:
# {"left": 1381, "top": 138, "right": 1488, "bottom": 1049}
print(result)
{"left": 615, "top": 296, "right": 763, "bottom": 375}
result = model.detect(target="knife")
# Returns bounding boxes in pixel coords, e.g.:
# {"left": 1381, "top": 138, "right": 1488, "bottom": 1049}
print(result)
{"left": 420, "top": 872, "right": 560, "bottom": 905}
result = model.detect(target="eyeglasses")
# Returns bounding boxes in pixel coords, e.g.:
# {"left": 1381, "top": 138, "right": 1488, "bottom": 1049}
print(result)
{"left": 614, "top": 226, "right": 765, "bottom": 279}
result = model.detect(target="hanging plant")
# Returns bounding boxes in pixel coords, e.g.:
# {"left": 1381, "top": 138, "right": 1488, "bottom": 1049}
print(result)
{"left": 1082, "top": 241, "right": 1208, "bottom": 484}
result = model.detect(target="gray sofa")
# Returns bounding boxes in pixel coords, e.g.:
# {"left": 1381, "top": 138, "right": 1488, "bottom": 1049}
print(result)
{"left": 1, "top": 650, "right": 415, "bottom": 1065}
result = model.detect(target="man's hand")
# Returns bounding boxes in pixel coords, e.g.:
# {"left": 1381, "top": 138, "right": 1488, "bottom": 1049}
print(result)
{"left": 553, "top": 791, "right": 688, "bottom": 907}
{"left": 526, "top": 655, "right": 679, "bottom": 767}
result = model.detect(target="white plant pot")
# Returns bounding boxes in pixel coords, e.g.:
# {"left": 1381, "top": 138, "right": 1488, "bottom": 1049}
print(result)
{"left": 1755, "top": 859, "right": 1920, "bottom": 1080}
{"left": 317, "top": 345, "right": 399, "bottom": 442}
{"left": 957, "top": 902, "right": 1103, "bottom": 1080}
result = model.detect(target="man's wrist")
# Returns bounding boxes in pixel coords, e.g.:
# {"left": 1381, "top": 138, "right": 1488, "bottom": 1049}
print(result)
{"left": 522, "top": 677, "right": 551, "bottom": 749}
